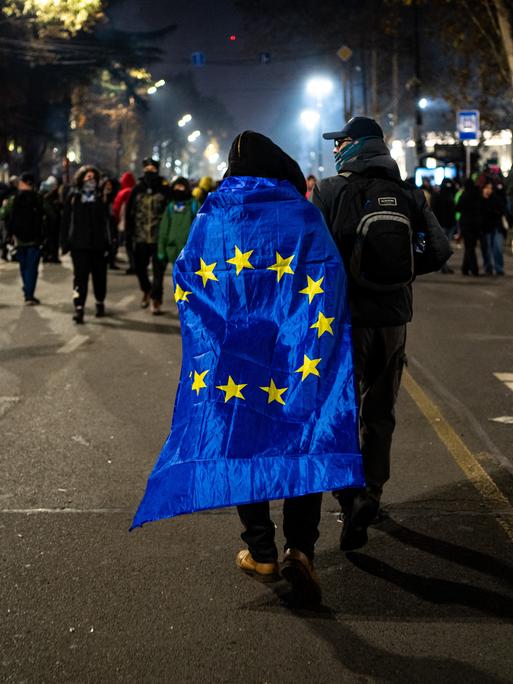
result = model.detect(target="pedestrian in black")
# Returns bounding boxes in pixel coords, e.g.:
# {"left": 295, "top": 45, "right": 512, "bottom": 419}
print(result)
{"left": 1, "top": 172, "right": 48, "bottom": 304}
{"left": 458, "top": 179, "right": 483, "bottom": 277}
{"left": 431, "top": 178, "right": 456, "bottom": 273}
{"left": 100, "top": 176, "right": 121, "bottom": 270}
{"left": 312, "top": 116, "right": 450, "bottom": 551}
{"left": 40, "top": 175, "right": 62, "bottom": 264}
{"left": 61, "top": 165, "right": 110, "bottom": 324}
{"left": 126, "top": 158, "right": 171, "bottom": 315}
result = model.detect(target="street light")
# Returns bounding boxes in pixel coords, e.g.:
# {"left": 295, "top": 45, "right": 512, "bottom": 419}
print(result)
{"left": 188, "top": 130, "right": 201, "bottom": 143}
{"left": 306, "top": 77, "right": 334, "bottom": 102}
{"left": 178, "top": 113, "right": 192, "bottom": 127}
{"left": 147, "top": 86, "right": 157, "bottom": 95}
{"left": 418, "top": 97, "right": 428, "bottom": 110}
{"left": 300, "top": 109, "right": 320, "bottom": 131}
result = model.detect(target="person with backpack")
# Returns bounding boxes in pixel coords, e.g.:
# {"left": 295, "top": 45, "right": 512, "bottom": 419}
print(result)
{"left": 157, "top": 177, "right": 198, "bottom": 296}
{"left": 312, "top": 116, "right": 450, "bottom": 551}
{"left": 2, "top": 172, "right": 50, "bottom": 304}
{"left": 61, "top": 165, "right": 111, "bottom": 324}
{"left": 126, "top": 158, "right": 171, "bottom": 314}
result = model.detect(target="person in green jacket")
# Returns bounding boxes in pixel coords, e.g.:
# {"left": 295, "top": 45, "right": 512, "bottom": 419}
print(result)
{"left": 157, "top": 177, "right": 198, "bottom": 311}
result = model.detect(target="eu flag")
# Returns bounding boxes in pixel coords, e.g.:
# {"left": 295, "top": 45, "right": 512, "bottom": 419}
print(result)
{"left": 132, "top": 176, "right": 364, "bottom": 528}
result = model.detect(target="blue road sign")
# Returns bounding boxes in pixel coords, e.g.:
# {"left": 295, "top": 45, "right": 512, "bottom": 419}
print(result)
{"left": 191, "top": 52, "right": 205, "bottom": 67}
{"left": 457, "top": 110, "right": 479, "bottom": 140}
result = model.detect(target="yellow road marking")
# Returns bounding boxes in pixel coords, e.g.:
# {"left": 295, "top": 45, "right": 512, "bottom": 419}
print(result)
{"left": 403, "top": 370, "right": 513, "bottom": 543}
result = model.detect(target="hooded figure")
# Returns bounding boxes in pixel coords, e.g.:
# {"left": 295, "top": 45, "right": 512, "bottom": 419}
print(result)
{"left": 132, "top": 131, "right": 364, "bottom": 601}
{"left": 157, "top": 177, "right": 198, "bottom": 264}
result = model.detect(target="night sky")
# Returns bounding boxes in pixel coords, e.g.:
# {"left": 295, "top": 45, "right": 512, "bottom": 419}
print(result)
{"left": 108, "top": 0, "right": 344, "bottom": 174}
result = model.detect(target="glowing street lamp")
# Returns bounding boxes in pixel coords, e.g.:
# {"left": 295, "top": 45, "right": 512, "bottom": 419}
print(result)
{"left": 188, "top": 130, "right": 201, "bottom": 143}
{"left": 300, "top": 109, "right": 320, "bottom": 131}
{"left": 178, "top": 113, "right": 193, "bottom": 127}
{"left": 147, "top": 86, "right": 157, "bottom": 95}
{"left": 306, "top": 77, "right": 334, "bottom": 102}
{"left": 418, "top": 97, "right": 428, "bottom": 110}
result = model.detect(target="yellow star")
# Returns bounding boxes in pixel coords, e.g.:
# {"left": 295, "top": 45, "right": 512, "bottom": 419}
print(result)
{"left": 195, "top": 258, "right": 218, "bottom": 287}
{"left": 267, "top": 251, "right": 295, "bottom": 282}
{"left": 260, "top": 378, "right": 288, "bottom": 405}
{"left": 191, "top": 370, "right": 209, "bottom": 396}
{"left": 295, "top": 354, "right": 322, "bottom": 381}
{"left": 227, "top": 245, "right": 254, "bottom": 275}
{"left": 310, "top": 312, "right": 335, "bottom": 338}
{"left": 299, "top": 276, "right": 324, "bottom": 304}
{"left": 174, "top": 284, "right": 192, "bottom": 302}
{"left": 216, "top": 376, "right": 247, "bottom": 402}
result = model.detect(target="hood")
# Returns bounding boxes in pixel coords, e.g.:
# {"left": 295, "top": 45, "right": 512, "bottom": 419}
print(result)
{"left": 225, "top": 130, "right": 306, "bottom": 196}
{"left": 120, "top": 172, "right": 136, "bottom": 190}
{"left": 339, "top": 138, "right": 401, "bottom": 181}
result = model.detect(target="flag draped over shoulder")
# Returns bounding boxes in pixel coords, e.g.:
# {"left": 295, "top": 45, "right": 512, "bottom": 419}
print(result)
{"left": 132, "top": 176, "right": 364, "bottom": 529}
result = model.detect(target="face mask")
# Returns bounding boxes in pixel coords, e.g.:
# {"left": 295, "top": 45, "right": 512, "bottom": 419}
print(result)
{"left": 172, "top": 189, "right": 189, "bottom": 202}
{"left": 144, "top": 171, "right": 158, "bottom": 185}
{"left": 83, "top": 179, "right": 97, "bottom": 193}
{"left": 334, "top": 137, "right": 375, "bottom": 173}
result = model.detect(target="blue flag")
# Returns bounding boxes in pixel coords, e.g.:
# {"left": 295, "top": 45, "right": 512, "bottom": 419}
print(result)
{"left": 132, "top": 176, "right": 364, "bottom": 529}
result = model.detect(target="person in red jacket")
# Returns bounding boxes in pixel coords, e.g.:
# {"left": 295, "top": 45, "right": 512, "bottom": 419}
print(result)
{"left": 113, "top": 171, "right": 136, "bottom": 274}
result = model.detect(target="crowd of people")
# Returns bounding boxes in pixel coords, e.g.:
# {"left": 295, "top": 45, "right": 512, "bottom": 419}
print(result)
{"left": 3, "top": 118, "right": 511, "bottom": 601}
{"left": 0, "top": 158, "right": 214, "bottom": 322}
{"left": 421, "top": 166, "right": 513, "bottom": 277}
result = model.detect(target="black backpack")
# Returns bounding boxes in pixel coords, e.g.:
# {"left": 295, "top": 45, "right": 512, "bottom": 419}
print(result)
{"left": 335, "top": 174, "right": 417, "bottom": 291}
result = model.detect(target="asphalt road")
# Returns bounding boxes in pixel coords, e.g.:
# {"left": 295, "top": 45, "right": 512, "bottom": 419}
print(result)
{"left": 1, "top": 246, "right": 513, "bottom": 683}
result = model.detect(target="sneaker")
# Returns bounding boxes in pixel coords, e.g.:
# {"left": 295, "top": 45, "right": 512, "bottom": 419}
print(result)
{"left": 280, "top": 549, "right": 321, "bottom": 604}
{"left": 235, "top": 550, "right": 280, "bottom": 583}
{"left": 95, "top": 302, "right": 105, "bottom": 318}
{"left": 140, "top": 292, "right": 150, "bottom": 309}
{"left": 73, "top": 307, "right": 84, "bottom": 324}
{"left": 24, "top": 297, "right": 40, "bottom": 306}
{"left": 150, "top": 299, "right": 162, "bottom": 316}
{"left": 339, "top": 494, "right": 379, "bottom": 551}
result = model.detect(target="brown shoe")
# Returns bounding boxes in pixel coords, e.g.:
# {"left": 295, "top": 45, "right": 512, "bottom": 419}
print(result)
{"left": 280, "top": 549, "right": 322, "bottom": 604}
{"left": 140, "top": 292, "right": 150, "bottom": 309}
{"left": 235, "top": 550, "right": 280, "bottom": 583}
{"left": 150, "top": 299, "right": 162, "bottom": 315}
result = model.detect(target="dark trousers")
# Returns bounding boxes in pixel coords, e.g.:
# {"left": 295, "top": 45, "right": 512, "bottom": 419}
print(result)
{"left": 134, "top": 242, "right": 167, "bottom": 303}
{"left": 71, "top": 249, "right": 107, "bottom": 309}
{"left": 237, "top": 494, "right": 322, "bottom": 563}
{"left": 337, "top": 325, "right": 406, "bottom": 509}
{"left": 462, "top": 233, "right": 479, "bottom": 276}
{"left": 17, "top": 246, "right": 40, "bottom": 300}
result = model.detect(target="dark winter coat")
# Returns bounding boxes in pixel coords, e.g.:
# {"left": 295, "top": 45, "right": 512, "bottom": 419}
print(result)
{"left": 126, "top": 175, "right": 171, "bottom": 245}
{"left": 312, "top": 138, "right": 446, "bottom": 328}
{"left": 61, "top": 190, "right": 110, "bottom": 253}
{"left": 3, "top": 190, "right": 47, "bottom": 246}
{"left": 458, "top": 187, "right": 502, "bottom": 236}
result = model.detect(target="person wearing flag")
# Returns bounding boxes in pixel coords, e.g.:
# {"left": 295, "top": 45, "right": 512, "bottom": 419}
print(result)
{"left": 132, "top": 132, "right": 365, "bottom": 604}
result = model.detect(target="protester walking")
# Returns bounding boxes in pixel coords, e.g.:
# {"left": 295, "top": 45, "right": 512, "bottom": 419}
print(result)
{"left": 132, "top": 131, "right": 365, "bottom": 605}
{"left": 100, "top": 176, "right": 121, "bottom": 270}
{"left": 113, "top": 171, "right": 136, "bottom": 274}
{"left": 61, "top": 165, "right": 110, "bottom": 324}
{"left": 313, "top": 116, "right": 450, "bottom": 551}
{"left": 126, "top": 158, "right": 170, "bottom": 314}
{"left": 431, "top": 178, "right": 456, "bottom": 273}
{"left": 457, "top": 179, "right": 482, "bottom": 276}
{"left": 40, "top": 175, "right": 62, "bottom": 264}
{"left": 157, "top": 177, "right": 198, "bottom": 291}
{"left": 1, "top": 172, "right": 49, "bottom": 304}
{"left": 479, "top": 181, "right": 505, "bottom": 276}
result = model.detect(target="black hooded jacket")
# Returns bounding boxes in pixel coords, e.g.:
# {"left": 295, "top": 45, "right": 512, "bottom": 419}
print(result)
{"left": 225, "top": 131, "right": 307, "bottom": 196}
{"left": 313, "top": 138, "right": 437, "bottom": 328}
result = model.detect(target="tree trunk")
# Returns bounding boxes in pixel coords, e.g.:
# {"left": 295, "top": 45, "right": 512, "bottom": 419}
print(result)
{"left": 492, "top": 0, "right": 513, "bottom": 95}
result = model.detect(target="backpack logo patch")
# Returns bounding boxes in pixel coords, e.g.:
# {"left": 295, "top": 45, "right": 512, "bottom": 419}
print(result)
{"left": 378, "top": 197, "right": 397, "bottom": 206}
